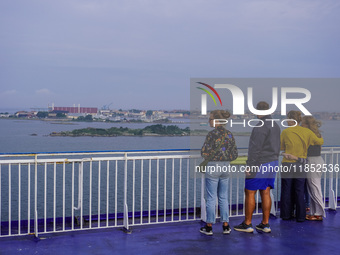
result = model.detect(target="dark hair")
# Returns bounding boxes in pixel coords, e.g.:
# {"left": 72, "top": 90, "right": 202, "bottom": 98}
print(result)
{"left": 256, "top": 101, "right": 269, "bottom": 111}
{"left": 287, "top": 110, "right": 302, "bottom": 123}
{"left": 210, "top": 110, "right": 231, "bottom": 119}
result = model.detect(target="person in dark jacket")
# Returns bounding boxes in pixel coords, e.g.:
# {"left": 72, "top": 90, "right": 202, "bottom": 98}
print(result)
{"left": 234, "top": 101, "right": 281, "bottom": 233}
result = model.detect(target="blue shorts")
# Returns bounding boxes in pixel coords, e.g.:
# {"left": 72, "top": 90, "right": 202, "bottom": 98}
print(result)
{"left": 245, "top": 160, "right": 278, "bottom": 191}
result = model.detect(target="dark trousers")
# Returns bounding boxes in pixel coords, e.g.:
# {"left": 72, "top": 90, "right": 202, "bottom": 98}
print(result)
{"left": 280, "top": 163, "right": 306, "bottom": 221}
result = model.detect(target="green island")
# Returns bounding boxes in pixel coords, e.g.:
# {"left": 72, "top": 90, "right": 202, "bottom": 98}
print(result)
{"left": 49, "top": 124, "right": 250, "bottom": 137}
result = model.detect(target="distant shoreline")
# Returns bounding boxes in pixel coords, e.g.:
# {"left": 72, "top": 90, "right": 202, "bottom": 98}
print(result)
{"left": 49, "top": 125, "right": 251, "bottom": 137}
{"left": 0, "top": 116, "right": 189, "bottom": 125}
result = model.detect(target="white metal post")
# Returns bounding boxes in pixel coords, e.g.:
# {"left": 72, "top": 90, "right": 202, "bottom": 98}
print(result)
{"left": 34, "top": 155, "right": 38, "bottom": 237}
{"left": 123, "top": 153, "right": 129, "bottom": 231}
{"left": 329, "top": 148, "right": 336, "bottom": 210}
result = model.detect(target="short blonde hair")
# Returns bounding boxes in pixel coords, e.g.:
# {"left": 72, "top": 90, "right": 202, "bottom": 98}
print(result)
{"left": 210, "top": 110, "right": 231, "bottom": 119}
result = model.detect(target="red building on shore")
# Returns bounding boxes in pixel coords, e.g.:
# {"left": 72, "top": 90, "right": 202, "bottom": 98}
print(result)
{"left": 50, "top": 105, "right": 98, "bottom": 114}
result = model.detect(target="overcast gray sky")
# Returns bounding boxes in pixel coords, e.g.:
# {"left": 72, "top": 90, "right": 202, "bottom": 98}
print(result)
{"left": 1, "top": 0, "right": 339, "bottom": 111}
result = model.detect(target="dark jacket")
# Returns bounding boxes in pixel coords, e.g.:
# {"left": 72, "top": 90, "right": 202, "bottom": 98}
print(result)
{"left": 246, "top": 115, "right": 281, "bottom": 167}
{"left": 201, "top": 126, "right": 238, "bottom": 161}
{"left": 307, "top": 145, "right": 321, "bottom": 157}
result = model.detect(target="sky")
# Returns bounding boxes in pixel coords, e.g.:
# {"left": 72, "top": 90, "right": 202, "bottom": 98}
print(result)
{"left": 0, "top": 0, "right": 339, "bottom": 111}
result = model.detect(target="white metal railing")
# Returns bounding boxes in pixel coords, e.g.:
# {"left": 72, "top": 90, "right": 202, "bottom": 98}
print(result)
{"left": 0, "top": 148, "right": 339, "bottom": 238}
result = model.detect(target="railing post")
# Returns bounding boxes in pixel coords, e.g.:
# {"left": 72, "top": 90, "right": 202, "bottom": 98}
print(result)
{"left": 74, "top": 161, "right": 84, "bottom": 228}
{"left": 329, "top": 147, "right": 336, "bottom": 210}
{"left": 123, "top": 153, "right": 131, "bottom": 233}
{"left": 34, "top": 154, "right": 38, "bottom": 238}
{"left": 8, "top": 164, "right": 11, "bottom": 236}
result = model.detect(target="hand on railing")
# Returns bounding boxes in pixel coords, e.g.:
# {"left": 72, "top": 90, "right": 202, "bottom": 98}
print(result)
{"left": 282, "top": 153, "right": 298, "bottom": 161}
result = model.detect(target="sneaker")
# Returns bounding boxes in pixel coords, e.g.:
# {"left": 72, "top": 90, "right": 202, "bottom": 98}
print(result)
{"left": 222, "top": 224, "right": 231, "bottom": 234}
{"left": 255, "top": 222, "right": 271, "bottom": 233}
{"left": 200, "top": 225, "right": 213, "bottom": 236}
{"left": 234, "top": 221, "right": 254, "bottom": 233}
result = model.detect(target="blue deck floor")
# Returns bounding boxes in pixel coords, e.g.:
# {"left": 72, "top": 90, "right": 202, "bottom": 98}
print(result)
{"left": 1, "top": 209, "right": 339, "bottom": 255}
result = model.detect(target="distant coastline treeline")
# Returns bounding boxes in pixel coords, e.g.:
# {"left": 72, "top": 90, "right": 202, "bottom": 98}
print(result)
{"left": 50, "top": 124, "right": 250, "bottom": 137}
{"left": 50, "top": 124, "right": 191, "bottom": 137}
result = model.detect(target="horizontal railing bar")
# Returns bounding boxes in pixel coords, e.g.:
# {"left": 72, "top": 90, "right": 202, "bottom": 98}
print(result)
{"left": 0, "top": 149, "right": 193, "bottom": 157}
{"left": 2, "top": 152, "right": 338, "bottom": 164}
{"left": 0, "top": 224, "right": 127, "bottom": 238}
{"left": 1, "top": 146, "right": 339, "bottom": 158}
{"left": 1, "top": 196, "right": 338, "bottom": 229}
{"left": 0, "top": 155, "right": 199, "bottom": 165}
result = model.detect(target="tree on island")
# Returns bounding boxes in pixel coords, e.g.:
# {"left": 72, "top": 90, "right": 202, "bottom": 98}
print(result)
{"left": 56, "top": 112, "right": 67, "bottom": 118}
{"left": 146, "top": 110, "right": 153, "bottom": 116}
{"left": 85, "top": 115, "right": 93, "bottom": 121}
{"left": 37, "top": 111, "right": 49, "bottom": 118}
{"left": 130, "top": 109, "right": 141, "bottom": 113}
{"left": 51, "top": 124, "right": 191, "bottom": 137}
{"left": 76, "top": 115, "right": 93, "bottom": 122}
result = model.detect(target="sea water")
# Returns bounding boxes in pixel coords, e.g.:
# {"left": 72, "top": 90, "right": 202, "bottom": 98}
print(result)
{"left": 0, "top": 118, "right": 339, "bottom": 221}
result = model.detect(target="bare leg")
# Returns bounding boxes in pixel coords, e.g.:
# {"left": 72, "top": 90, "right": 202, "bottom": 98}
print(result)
{"left": 244, "top": 189, "right": 257, "bottom": 225}
{"left": 259, "top": 187, "right": 271, "bottom": 224}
